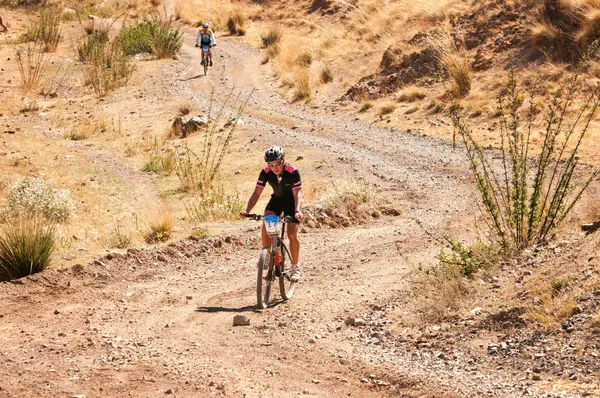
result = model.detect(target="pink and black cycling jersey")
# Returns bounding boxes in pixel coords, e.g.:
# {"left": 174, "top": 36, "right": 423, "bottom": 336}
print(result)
{"left": 256, "top": 163, "right": 302, "bottom": 198}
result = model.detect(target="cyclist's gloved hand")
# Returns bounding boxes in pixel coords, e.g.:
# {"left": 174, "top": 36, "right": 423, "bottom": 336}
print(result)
{"left": 294, "top": 210, "right": 303, "bottom": 223}
{"left": 239, "top": 210, "right": 249, "bottom": 218}
{"left": 195, "top": 44, "right": 198, "bottom": 47}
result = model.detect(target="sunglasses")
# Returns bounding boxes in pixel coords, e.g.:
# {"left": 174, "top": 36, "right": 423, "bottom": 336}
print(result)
{"left": 267, "top": 160, "right": 284, "bottom": 167}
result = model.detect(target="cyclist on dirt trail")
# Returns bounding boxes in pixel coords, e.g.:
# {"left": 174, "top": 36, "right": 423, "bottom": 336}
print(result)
{"left": 240, "top": 146, "right": 304, "bottom": 281}
{"left": 195, "top": 22, "right": 216, "bottom": 66}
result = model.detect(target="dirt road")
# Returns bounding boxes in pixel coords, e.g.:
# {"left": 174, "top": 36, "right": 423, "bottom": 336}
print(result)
{"left": 0, "top": 31, "right": 537, "bottom": 398}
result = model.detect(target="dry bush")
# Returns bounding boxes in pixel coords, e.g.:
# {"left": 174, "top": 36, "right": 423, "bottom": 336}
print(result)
{"left": 16, "top": 44, "right": 48, "bottom": 93}
{"left": 184, "top": 185, "right": 244, "bottom": 222}
{"left": 397, "top": 85, "right": 428, "bottom": 102}
{"left": 64, "top": 119, "right": 105, "bottom": 140}
{"left": 380, "top": 103, "right": 396, "bottom": 115}
{"left": 227, "top": 11, "right": 247, "bottom": 36}
{"left": 109, "top": 221, "right": 134, "bottom": 249}
{"left": 6, "top": 177, "right": 76, "bottom": 223}
{"left": 359, "top": 100, "right": 373, "bottom": 112}
{"left": 322, "top": 180, "right": 370, "bottom": 211}
{"left": 145, "top": 211, "right": 173, "bottom": 243}
{"left": 292, "top": 69, "right": 311, "bottom": 101}
{"left": 296, "top": 51, "right": 312, "bottom": 67}
{"left": 84, "top": 37, "right": 136, "bottom": 97}
{"left": 0, "top": 217, "right": 55, "bottom": 282}
{"left": 523, "top": 278, "right": 580, "bottom": 331}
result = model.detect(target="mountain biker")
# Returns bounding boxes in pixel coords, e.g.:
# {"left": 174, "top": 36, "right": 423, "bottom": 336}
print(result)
{"left": 195, "top": 22, "right": 216, "bottom": 67}
{"left": 240, "top": 146, "right": 304, "bottom": 281}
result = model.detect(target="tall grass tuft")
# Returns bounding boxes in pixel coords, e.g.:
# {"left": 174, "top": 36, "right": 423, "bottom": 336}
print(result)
{"left": 439, "top": 49, "right": 471, "bottom": 99}
{"left": 320, "top": 65, "right": 333, "bottom": 83}
{"left": 16, "top": 44, "right": 48, "bottom": 93}
{"left": 184, "top": 185, "right": 244, "bottom": 222}
{"left": 227, "top": 11, "right": 247, "bottom": 36}
{"left": 261, "top": 25, "right": 282, "bottom": 48}
{"left": 450, "top": 67, "right": 600, "bottom": 250}
{"left": 83, "top": 38, "right": 136, "bottom": 97}
{"left": 145, "top": 211, "right": 173, "bottom": 243}
{"left": 0, "top": 218, "right": 55, "bottom": 282}
{"left": 292, "top": 69, "right": 311, "bottom": 102}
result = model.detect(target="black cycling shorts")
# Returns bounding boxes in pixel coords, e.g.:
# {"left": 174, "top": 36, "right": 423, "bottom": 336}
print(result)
{"left": 265, "top": 195, "right": 299, "bottom": 223}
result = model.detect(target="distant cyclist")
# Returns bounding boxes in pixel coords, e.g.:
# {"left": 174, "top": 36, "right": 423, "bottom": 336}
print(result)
{"left": 240, "top": 146, "right": 304, "bottom": 281}
{"left": 195, "top": 22, "right": 216, "bottom": 66}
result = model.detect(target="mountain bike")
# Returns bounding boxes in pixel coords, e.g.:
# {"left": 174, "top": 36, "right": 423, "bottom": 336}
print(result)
{"left": 246, "top": 214, "right": 296, "bottom": 309}
{"left": 200, "top": 44, "right": 210, "bottom": 76}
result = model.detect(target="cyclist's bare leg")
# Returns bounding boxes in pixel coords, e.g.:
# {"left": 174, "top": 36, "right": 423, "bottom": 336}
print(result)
{"left": 261, "top": 210, "right": 277, "bottom": 248}
{"left": 287, "top": 223, "right": 300, "bottom": 265}
{"left": 208, "top": 48, "right": 212, "bottom": 62}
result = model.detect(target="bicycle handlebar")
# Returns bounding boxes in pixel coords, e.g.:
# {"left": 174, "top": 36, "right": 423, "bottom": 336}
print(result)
{"left": 244, "top": 214, "right": 297, "bottom": 223}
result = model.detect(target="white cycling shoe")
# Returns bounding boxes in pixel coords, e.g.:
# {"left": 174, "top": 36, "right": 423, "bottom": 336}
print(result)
{"left": 289, "top": 264, "right": 301, "bottom": 281}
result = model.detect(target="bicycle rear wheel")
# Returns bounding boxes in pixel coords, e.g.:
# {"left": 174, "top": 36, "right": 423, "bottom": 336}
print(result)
{"left": 203, "top": 55, "right": 208, "bottom": 75}
{"left": 256, "top": 248, "right": 272, "bottom": 309}
{"left": 278, "top": 244, "right": 295, "bottom": 301}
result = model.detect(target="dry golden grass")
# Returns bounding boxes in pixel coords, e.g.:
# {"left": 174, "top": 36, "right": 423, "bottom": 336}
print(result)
{"left": 523, "top": 277, "right": 581, "bottom": 331}
{"left": 227, "top": 11, "right": 247, "bottom": 36}
{"left": 379, "top": 103, "right": 396, "bottom": 115}
{"left": 396, "top": 85, "right": 428, "bottom": 102}
{"left": 320, "top": 65, "right": 333, "bottom": 83}
{"left": 292, "top": 69, "right": 311, "bottom": 102}
{"left": 145, "top": 209, "right": 174, "bottom": 243}
{"left": 439, "top": 50, "right": 472, "bottom": 99}
{"left": 177, "top": 99, "right": 194, "bottom": 116}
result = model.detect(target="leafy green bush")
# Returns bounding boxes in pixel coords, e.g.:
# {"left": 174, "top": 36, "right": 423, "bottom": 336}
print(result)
{"left": 7, "top": 177, "right": 76, "bottom": 223}
{"left": 0, "top": 218, "right": 55, "bottom": 282}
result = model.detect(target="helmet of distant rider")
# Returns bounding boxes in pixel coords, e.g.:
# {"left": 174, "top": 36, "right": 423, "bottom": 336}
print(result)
{"left": 202, "top": 22, "right": 209, "bottom": 28}
{"left": 264, "top": 146, "right": 285, "bottom": 162}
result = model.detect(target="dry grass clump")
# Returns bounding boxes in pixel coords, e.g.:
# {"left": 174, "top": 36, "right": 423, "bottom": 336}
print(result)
{"left": 0, "top": 217, "right": 55, "bottom": 282}
{"left": 523, "top": 277, "right": 580, "bottom": 331}
{"left": 322, "top": 180, "right": 370, "bottom": 210}
{"left": 296, "top": 51, "right": 312, "bottom": 67}
{"left": 397, "top": 85, "right": 428, "bottom": 102}
{"left": 320, "top": 65, "right": 334, "bottom": 83}
{"left": 184, "top": 186, "right": 244, "bottom": 222}
{"left": 359, "top": 100, "right": 373, "bottom": 112}
{"left": 109, "top": 222, "right": 134, "bottom": 249}
{"left": 145, "top": 211, "right": 173, "bottom": 243}
{"left": 261, "top": 25, "right": 283, "bottom": 48}
{"left": 64, "top": 119, "right": 105, "bottom": 140}
{"left": 411, "top": 261, "right": 469, "bottom": 322}
{"left": 22, "top": 7, "right": 62, "bottom": 52}
{"left": 439, "top": 50, "right": 471, "bottom": 99}
{"left": 379, "top": 103, "right": 396, "bottom": 115}
{"left": 227, "top": 11, "right": 247, "bottom": 36}
{"left": 292, "top": 69, "right": 311, "bottom": 102}
{"left": 178, "top": 99, "right": 194, "bottom": 116}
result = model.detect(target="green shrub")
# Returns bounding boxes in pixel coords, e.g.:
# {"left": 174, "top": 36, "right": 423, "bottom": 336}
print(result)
{"left": 118, "top": 16, "right": 182, "bottom": 59}
{"left": 7, "top": 177, "right": 76, "bottom": 223}
{"left": 84, "top": 38, "right": 136, "bottom": 97}
{"left": 451, "top": 68, "right": 600, "bottom": 250}
{"left": 0, "top": 218, "right": 55, "bottom": 282}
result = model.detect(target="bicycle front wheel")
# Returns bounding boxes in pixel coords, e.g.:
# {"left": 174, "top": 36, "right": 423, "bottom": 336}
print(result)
{"left": 279, "top": 245, "right": 295, "bottom": 301}
{"left": 203, "top": 56, "right": 208, "bottom": 75}
{"left": 256, "top": 248, "right": 272, "bottom": 309}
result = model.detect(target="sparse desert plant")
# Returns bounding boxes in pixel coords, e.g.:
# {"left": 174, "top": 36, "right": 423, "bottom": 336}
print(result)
{"left": 145, "top": 211, "right": 173, "bottom": 243}
{"left": 0, "top": 217, "right": 56, "bottom": 282}
{"left": 450, "top": 68, "right": 600, "bottom": 250}
{"left": 397, "top": 85, "right": 428, "bottom": 102}
{"left": 320, "top": 65, "right": 333, "bottom": 83}
{"left": 227, "top": 11, "right": 247, "bottom": 36}
{"left": 191, "top": 226, "right": 211, "bottom": 238}
{"left": 143, "top": 148, "right": 175, "bottom": 175}
{"left": 78, "top": 28, "right": 110, "bottom": 62}
{"left": 23, "top": 7, "right": 62, "bottom": 52}
{"left": 437, "top": 237, "right": 499, "bottom": 277}
{"left": 64, "top": 119, "right": 104, "bottom": 140}
{"left": 84, "top": 38, "right": 136, "bottom": 97}
{"left": 359, "top": 100, "right": 373, "bottom": 112}
{"left": 16, "top": 44, "right": 48, "bottom": 93}
{"left": 173, "top": 88, "right": 252, "bottom": 193}
{"left": 109, "top": 221, "right": 134, "bottom": 249}
{"left": 151, "top": 17, "right": 183, "bottom": 59}
{"left": 261, "top": 25, "right": 283, "bottom": 48}
{"left": 322, "top": 180, "right": 370, "bottom": 210}
{"left": 6, "top": 177, "right": 76, "bottom": 223}
{"left": 292, "top": 69, "right": 311, "bottom": 102}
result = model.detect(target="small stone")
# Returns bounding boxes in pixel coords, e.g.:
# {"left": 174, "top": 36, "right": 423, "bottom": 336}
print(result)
{"left": 186, "top": 295, "right": 193, "bottom": 300}
{"left": 308, "top": 338, "right": 316, "bottom": 343}
{"left": 311, "top": 379, "right": 321, "bottom": 384}
{"left": 72, "top": 395, "right": 86, "bottom": 398}
{"left": 234, "top": 170, "right": 241, "bottom": 175}
{"left": 532, "top": 374, "right": 541, "bottom": 381}
{"left": 165, "top": 388, "right": 173, "bottom": 394}
{"left": 54, "top": 309, "right": 60, "bottom": 315}
{"left": 360, "top": 378, "right": 370, "bottom": 383}
{"left": 233, "top": 315, "right": 250, "bottom": 326}
{"left": 303, "top": 389, "right": 310, "bottom": 394}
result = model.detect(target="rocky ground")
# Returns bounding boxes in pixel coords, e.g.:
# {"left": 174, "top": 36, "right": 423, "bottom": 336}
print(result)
{"left": 1, "top": 13, "right": 600, "bottom": 398}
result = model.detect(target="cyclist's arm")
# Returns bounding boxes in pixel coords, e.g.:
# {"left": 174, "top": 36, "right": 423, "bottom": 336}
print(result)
{"left": 243, "top": 186, "right": 264, "bottom": 213}
{"left": 210, "top": 31, "right": 216, "bottom": 46}
{"left": 293, "top": 187, "right": 304, "bottom": 221}
{"left": 195, "top": 30, "right": 201, "bottom": 46}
